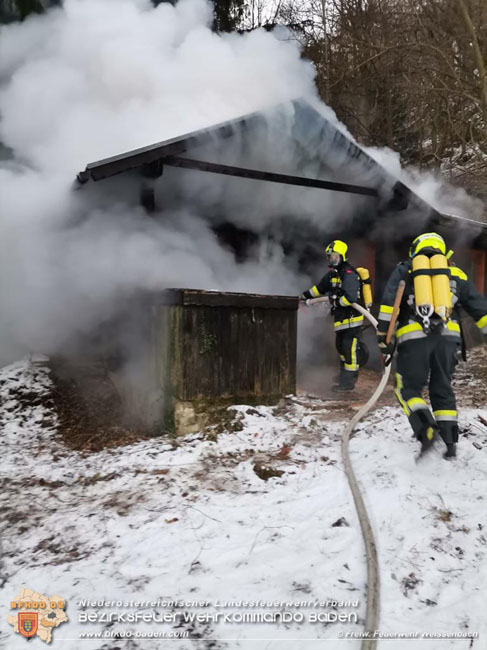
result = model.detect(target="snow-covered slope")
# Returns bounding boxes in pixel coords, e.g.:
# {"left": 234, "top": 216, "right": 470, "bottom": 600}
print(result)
{"left": 1, "top": 358, "right": 486, "bottom": 649}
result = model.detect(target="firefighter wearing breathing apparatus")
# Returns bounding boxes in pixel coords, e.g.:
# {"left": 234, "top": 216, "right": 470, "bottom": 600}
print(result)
{"left": 300, "top": 240, "right": 370, "bottom": 392}
{"left": 377, "top": 232, "right": 487, "bottom": 458}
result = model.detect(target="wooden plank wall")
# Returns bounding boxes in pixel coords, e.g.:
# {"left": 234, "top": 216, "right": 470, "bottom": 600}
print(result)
{"left": 456, "top": 249, "right": 486, "bottom": 295}
{"left": 168, "top": 305, "right": 297, "bottom": 401}
{"left": 472, "top": 250, "right": 486, "bottom": 294}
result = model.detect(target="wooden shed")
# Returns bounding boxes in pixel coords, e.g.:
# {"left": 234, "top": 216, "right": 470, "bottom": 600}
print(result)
{"left": 74, "top": 98, "right": 487, "bottom": 396}
{"left": 107, "top": 289, "right": 298, "bottom": 435}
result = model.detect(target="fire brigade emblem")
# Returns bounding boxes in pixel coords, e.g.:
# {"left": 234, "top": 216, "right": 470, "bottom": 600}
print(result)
{"left": 9, "top": 588, "right": 68, "bottom": 643}
{"left": 19, "top": 612, "right": 38, "bottom": 637}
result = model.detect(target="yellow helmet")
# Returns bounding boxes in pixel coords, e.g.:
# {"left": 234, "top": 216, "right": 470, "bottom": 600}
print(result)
{"left": 325, "top": 240, "right": 348, "bottom": 260}
{"left": 409, "top": 232, "right": 446, "bottom": 258}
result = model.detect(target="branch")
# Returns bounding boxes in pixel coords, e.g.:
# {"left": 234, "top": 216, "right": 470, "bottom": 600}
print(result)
{"left": 458, "top": 0, "right": 487, "bottom": 130}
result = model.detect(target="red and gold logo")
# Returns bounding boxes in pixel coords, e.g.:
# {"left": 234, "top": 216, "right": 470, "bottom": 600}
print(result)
{"left": 9, "top": 588, "right": 68, "bottom": 643}
{"left": 19, "top": 612, "right": 38, "bottom": 638}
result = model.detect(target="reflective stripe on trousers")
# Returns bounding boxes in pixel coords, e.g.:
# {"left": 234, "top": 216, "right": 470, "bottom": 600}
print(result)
{"left": 344, "top": 338, "right": 359, "bottom": 371}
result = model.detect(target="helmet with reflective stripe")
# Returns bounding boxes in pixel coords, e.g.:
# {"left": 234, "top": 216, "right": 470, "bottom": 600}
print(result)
{"left": 409, "top": 232, "right": 446, "bottom": 258}
{"left": 325, "top": 240, "right": 348, "bottom": 260}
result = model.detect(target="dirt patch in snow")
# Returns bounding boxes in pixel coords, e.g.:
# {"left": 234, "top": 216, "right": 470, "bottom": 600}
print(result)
{"left": 0, "top": 363, "right": 56, "bottom": 425}
{"left": 296, "top": 366, "right": 396, "bottom": 422}
{"left": 454, "top": 345, "right": 487, "bottom": 407}
{"left": 49, "top": 359, "right": 148, "bottom": 452}
{"left": 298, "top": 344, "right": 487, "bottom": 421}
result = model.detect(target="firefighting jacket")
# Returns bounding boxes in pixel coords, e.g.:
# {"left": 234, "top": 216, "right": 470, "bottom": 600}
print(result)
{"left": 377, "top": 261, "right": 487, "bottom": 345}
{"left": 301, "top": 261, "right": 364, "bottom": 331}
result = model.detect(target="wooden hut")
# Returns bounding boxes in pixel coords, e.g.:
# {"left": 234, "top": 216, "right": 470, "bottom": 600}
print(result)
{"left": 105, "top": 289, "right": 297, "bottom": 435}
{"left": 74, "top": 98, "right": 487, "bottom": 427}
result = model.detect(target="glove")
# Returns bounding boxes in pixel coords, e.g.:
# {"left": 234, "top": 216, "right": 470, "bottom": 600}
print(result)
{"left": 377, "top": 332, "right": 395, "bottom": 356}
{"left": 328, "top": 294, "right": 338, "bottom": 310}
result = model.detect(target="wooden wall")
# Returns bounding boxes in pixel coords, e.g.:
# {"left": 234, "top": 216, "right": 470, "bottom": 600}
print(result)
{"left": 473, "top": 250, "right": 487, "bottom": 295}
{"left": 161, "top": 292, "right": 297, "bottom": 402}
{"left": 107, "top": 290, "right": 298, "bottom": 435}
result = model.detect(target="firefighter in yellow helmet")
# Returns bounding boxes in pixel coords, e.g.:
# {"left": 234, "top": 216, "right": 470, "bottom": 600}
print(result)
{"left": 300, "top": 240, "right": 366, "bottom": 392}
{"left": 377, "top": 232, "right": 487, "bottom": 458}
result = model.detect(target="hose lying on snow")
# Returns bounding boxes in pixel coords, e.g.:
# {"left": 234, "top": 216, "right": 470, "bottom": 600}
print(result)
{"left": 307, "top": 297, "right": 388, "bottom": 649}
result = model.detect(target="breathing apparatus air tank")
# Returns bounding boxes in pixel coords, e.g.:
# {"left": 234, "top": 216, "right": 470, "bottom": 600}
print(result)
{"left": 356, "top": 267, "right": 373, "bottom": 309}
{"left": 412, "top": 254, "right": 434, "bottom": 321}
{"left": 430, "top": 254, "right": 452, "bottom": 321}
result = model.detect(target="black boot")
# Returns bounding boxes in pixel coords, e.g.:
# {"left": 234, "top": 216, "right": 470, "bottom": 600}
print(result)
{"left": 416, "top": 425, "right": 439, "bottom": 455}
{"left": 444, "top": 443, "right": 456, "bottom": 459}
{"left": 438, "top": 424, "right": 458, "bottom": 460}
{"left": 333, "top": 362, "right": 345, "bottom": 384}
{"left": 332, "top": 371, "right": 358, "bottom": 392}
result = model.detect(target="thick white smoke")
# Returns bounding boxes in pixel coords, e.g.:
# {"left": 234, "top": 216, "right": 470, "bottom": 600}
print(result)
{"left": 364, "top": 145, "right": 485, "bottom": 222}
{"left": 0, "top": 0, "right": 315, "bottom": 170}
{"left": 0, "top": 0, "right": 483, "bottom": 368}
{"left": 0, "top": 0, "right": 321, "bottom": 362}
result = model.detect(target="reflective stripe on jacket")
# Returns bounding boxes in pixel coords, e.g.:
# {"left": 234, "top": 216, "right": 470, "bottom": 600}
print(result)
{"left": 302, "top": 261, "right": 364, "bottom": 330}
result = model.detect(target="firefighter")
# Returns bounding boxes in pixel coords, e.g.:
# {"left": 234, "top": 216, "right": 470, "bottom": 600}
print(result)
{"left": 377, "top": 232, "right": 487, "bottom": 458}
{"left": 300, "top": 240, "right": 365, "bottom": 392}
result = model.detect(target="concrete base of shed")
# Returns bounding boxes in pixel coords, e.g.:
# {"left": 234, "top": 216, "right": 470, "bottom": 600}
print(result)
{"left": 174, "top": 400, "right": 202, "bottom": 435}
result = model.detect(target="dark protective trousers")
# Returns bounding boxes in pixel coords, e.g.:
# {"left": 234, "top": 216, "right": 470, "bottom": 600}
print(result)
{"left": 335, "top": 327, "right": 362, "bottom": 385}
{"left": 395, "top": 336, "right": 459, "bottom": 444}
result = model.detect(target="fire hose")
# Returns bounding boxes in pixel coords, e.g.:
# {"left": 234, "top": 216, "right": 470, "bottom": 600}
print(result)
{"left": 307, "top": 281, "right": 405, "bottom": 650}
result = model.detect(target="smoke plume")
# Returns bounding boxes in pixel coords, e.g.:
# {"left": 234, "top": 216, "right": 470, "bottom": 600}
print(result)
{"left": 0, "top": 0, "right": 482, "bottom": 367}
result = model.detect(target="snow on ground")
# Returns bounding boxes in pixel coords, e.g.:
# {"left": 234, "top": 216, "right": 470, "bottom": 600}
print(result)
{"left": 1, "top": 356, "right": 486, "bottom": 650}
